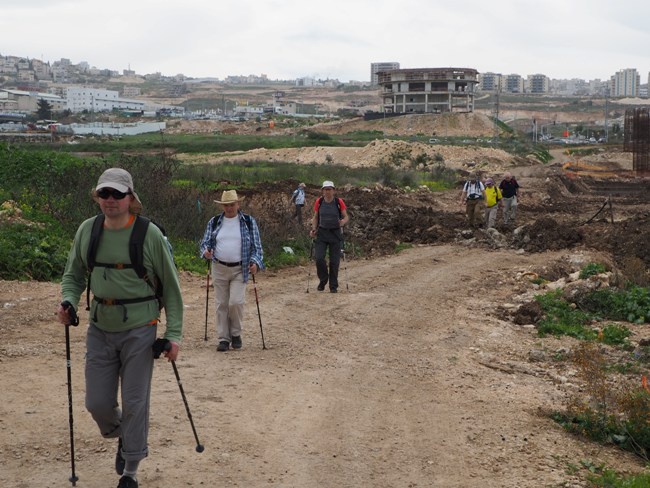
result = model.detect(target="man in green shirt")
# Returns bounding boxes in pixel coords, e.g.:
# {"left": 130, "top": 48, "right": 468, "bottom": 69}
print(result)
{"left": 56, "top": 168, "right": 183, "bottom": 488}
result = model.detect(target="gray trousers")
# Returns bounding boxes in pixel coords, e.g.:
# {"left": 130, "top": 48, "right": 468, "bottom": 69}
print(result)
{"left": 212, "top": 262, "right": 247, "bottom": 343}
{"left": 484, "top": 204, "right": 499, "bottom": 228}
{"left": 502, "top": 196, "right": 517, "bottom": 223}
{"left": 85, "top": 323, "right": 156, "bottom": 462}
{"left": 315, "top": 227, "right": 343, "bottom": 290}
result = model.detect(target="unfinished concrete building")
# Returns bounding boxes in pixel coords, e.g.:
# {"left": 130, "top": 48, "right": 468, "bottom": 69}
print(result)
{"left": 378, "top": 67, "right": 478, "bottom": 114}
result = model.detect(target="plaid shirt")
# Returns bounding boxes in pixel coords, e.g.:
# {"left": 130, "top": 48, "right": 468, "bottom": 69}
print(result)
{"left": 199, "top": 211, "right": 264, "bottom": 283}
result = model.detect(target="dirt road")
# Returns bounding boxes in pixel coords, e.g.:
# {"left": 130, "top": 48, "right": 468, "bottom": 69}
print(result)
{"left": 1, "top": 242, "right": 642, "bottom": 487}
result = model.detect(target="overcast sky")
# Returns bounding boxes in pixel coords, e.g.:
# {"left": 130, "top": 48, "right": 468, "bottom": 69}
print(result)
{"left": 2, "top": 0, "right": 649, "bottom": 82}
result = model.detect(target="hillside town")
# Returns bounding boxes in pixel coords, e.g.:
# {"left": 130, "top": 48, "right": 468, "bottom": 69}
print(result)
{"left": 1, "top": 53, "right": 648, "bottom": 122}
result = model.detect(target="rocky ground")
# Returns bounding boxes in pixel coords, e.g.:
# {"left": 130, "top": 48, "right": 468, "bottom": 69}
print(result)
{"left": 2, "top": 115, "right": 650, "bottom": 486}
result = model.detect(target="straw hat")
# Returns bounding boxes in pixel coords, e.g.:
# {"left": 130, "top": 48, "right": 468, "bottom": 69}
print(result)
{"left": 214, "top": 190, "right": 245, "bottom": 204}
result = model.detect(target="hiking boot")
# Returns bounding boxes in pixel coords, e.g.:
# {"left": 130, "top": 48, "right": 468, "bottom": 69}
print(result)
{"left": 217, "top": 341, "right": 229, "bottom": 352}
{"left": 330, "top": 289, "right": 337, "bottom": 293}
{"left": 317, "top": 282, "right": 326, "bottom": 291}
{"left": 231, "top": 336, "right": 242, "bottom": 349}
{"left": 115, "top": 437, "right": 125, "bottom": 475}
{"left": 117, "top": 475, "right": 138, "bottom": 488}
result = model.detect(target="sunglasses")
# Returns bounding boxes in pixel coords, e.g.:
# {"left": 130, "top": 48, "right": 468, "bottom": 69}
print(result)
{"left": 97, "top": 188, "right": 131, "bottom": 200}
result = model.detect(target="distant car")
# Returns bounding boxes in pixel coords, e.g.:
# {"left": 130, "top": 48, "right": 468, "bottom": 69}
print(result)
{"left": 428, "top": 138, "right": 439, "bottom": 143}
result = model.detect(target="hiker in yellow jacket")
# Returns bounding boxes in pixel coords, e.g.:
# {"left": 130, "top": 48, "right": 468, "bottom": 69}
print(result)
{"left": 483, "top": 177, "right": 502, "bottom": 229}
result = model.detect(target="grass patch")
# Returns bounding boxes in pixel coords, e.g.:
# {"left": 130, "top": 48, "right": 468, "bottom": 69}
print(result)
{"left": 394, "top": 243, "right": 413, "bottom": 253}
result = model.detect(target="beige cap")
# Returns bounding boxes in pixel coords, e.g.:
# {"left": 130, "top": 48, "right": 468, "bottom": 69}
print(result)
{"left": 95, "top": 168, "right": 142, "bottom": 213}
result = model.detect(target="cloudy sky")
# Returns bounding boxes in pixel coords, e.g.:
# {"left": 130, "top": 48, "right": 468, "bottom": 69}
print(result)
{"left": 2, "top": 0, "right": 649, "bottom": 82}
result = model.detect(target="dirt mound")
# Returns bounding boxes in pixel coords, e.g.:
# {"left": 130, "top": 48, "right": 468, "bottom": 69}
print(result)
{"left": 167, "top": 112, "right": 497, "bottom": 139}
{"left": 179, "top": 138, "right": 530, "bottom": 172}
{"left": 513, "top": 217, "right": 584, "bottom": 252}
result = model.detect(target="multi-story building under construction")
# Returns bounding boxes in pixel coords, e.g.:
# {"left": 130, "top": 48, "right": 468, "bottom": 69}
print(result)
{"left": 377, "top": 67, "right": 478, "bottom": 114}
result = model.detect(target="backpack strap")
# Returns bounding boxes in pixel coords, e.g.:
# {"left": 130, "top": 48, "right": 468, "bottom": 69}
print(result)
{"left": 85, "top": 214, "right": 105, "bottom": 311}
{"left": 128, "top": 216, "right": 151, "bottom": 280}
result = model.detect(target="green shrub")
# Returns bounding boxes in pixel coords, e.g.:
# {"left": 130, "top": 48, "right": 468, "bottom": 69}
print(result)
{"left": 600, "top": 324, "right": 631, "bottom": 347}
{"left": 580, "top": 287, "right": 650, "bottom": 324}
{"left": 535, "top": 290, "right": 595, "bottom": 340}
{"left": 0, "top": 221, "right": 70, "bottom": 281}
{"left": 580, "top": 262, "right": 607, "bottom": 279}
{"left": 589, "top": 469, "right": 650, "bottom": 487}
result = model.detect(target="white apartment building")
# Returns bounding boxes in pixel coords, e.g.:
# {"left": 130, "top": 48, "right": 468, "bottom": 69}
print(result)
{"left": 0, "top": 89, "right": 66, "bottom": 112}
{"left": 66, "top": 87, "right": 145, "bottom": 113}
{"left": 527, "top": 74, "right": 549, "bottom": 94}
{"left": 479, "top": 72, "right": 501, "bottom": 92}
{"left": 611, "top": 68, "right": 640, "bottom": 97}
{"left": 370, "top": 62, "right": 400, "bottom": 86}
{"left": 502, "top": 74, "right": 524, "bottom": 93}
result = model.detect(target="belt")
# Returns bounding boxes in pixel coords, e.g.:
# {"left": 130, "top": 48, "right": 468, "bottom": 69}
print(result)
{"left": 216, "top": 259, "right": 242, "bottom": 267}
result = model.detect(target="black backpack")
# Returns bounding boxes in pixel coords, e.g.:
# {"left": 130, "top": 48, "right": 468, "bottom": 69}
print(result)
{"left": 85, "top": 214, "right": 172, "bottom": 320}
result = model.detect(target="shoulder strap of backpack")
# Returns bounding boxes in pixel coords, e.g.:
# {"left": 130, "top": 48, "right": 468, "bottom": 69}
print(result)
{"left": 87, "top": 214, "right": 105, "bottom": 272}
{"left": 129, "top": 215, "right": 151, "bottom": 280}
{"left": 242, "top": 213, "right": 253, "bottom": 233}
{"left": 86, "top": 214, "right": 104, "bottom": 310}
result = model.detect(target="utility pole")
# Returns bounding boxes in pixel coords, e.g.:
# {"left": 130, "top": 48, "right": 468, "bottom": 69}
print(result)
{"left": 604, "top": 88, "right": 609, "bottom": 142}
{"left": 493, "top": 90, "right": 500, "bottom": 144}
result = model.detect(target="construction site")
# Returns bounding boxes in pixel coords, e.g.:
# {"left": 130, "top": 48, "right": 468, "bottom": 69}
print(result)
{"left": 2, "top": 98, "right": 650, "bottom": 486}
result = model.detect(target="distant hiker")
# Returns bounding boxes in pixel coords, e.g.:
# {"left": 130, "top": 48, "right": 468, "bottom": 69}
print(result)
{"left": 290, "top": 182, "right": 307, "bottom": 224}
{"left": 309, "top": 180, "right": 349, "bottom": 293}
{"left": 499, "top": 172, "right": 521, "bottom": 225}
{"left": 57, "top": 168, "right": 183, "bottom": 488}
{"left": 200, "top": 190, "right": 264, "bottom": 352}
{"left": 460, "top": 172, "right": 486, "bottom": 228}
{"left": 483, "top": 177, "right": 502, "bottom": 229}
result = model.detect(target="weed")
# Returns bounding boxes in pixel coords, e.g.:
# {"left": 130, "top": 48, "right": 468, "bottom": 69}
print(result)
{"left": 394, "top": 243, "right": 413, "bottom": 253}
{"left": 588, "top": 468, "right": 650, "bottom": 487}
{"left": 600, "top": 324, "right": 632, "bottom": 347}
{"left": 535, "top": 290, "right": 595, "bottom": 340}
{"left": 579, "top": 287, "right": 650, "bottom": 324}
{"left": 580, "top": 262, "right": 607, "bottom": 279}
{"left": 552, "top": 342, "right": 650, "bottom": 462}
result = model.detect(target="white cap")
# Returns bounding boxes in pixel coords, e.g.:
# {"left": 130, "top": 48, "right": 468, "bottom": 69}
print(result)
{"left": 321, "top": 180, "right": 335, "bottom": 189}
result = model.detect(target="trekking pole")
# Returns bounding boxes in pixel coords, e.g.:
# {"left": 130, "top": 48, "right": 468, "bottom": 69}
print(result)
{"left": 341, "top": 230, "right": 349, "bottom": 292}
{"left": 204, "top": 258, "right": 211, "bottom": 341}
{"left": 61, "top": 301, "right": 79, "bottom": 487}
{"left": 251, "top": 274, "right": 267, "bottom": 350}
{"left": 342, "top": 245, "right": 349, "bottom": 292}
{"left": 153, "top": 339, "right": 205, "bottom": 453}
{"left": 306, "top": 240, "right": 314, "bottom": 293}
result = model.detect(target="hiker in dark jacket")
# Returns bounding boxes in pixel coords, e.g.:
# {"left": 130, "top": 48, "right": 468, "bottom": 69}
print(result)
{"left": 309, "top": 180, "right": 349, "bottom": 293}
{"left": 499, "top": 172, "right": 521, "bottom": 225}
{"left": 200, "top": 190, "right": 264, "bottom": 352}
{"left": 57, "top": 168, "right": 183, "bottom": 488}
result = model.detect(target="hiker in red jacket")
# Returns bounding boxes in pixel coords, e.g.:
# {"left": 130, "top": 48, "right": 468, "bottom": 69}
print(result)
{"left": 309, "top": 180, "right": 349, "bottom": 293}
